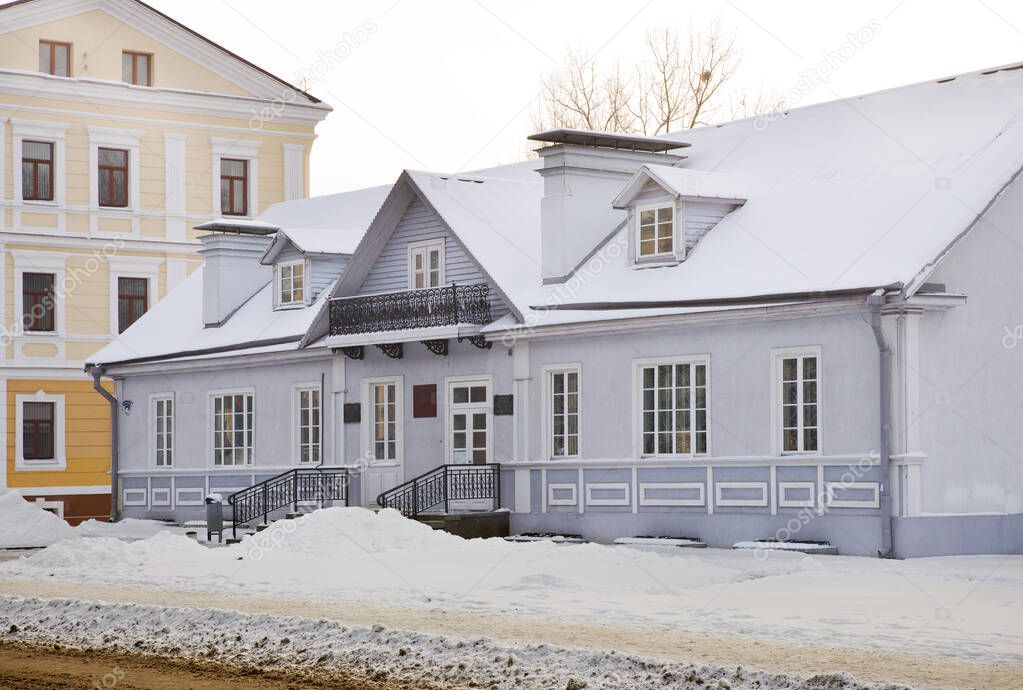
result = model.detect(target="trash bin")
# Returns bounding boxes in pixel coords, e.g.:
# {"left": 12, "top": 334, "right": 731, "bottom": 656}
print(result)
{"left": 205, "top": 493, "right": 224, "bottom": 543}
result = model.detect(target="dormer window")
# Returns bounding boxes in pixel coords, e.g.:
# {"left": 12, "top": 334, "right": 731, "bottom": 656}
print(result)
{"left": 408, "top": 239, "right": 444, "bottom": 289}
{"left": 276, "top": 260, "right": 305, "bottom": 307}
{"left": 39, "top": 40, "right": 71, "bottom": 77}
{"left": 637, "top": 204, "right": 675, "bottom": 259}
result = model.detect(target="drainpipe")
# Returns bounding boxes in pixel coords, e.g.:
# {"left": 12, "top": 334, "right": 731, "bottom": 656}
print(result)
{"left": 89, "top": 365, "right": 120, "bottom": 522}
{"left": 867, "top": 289, "right": 895, "bottom": 558}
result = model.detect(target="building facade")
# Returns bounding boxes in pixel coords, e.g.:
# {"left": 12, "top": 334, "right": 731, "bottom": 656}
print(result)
{"left": 0, "top": 0, "right": 330, "bottom": 522}
{"left": 89, "top": 64, "right": 1023, "bottom": 557}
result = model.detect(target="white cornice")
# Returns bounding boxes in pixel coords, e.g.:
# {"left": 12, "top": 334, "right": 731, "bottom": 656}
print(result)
{"left": 0, "top": 229, "right": 202, "bottom": 253}
{"left": 0, "top": 100, "right": 317, "bottom": 138}
{"left": 0, "top": 0, "right": 327, "bottom": 107}
{"left": 0, "top": 71, "right": 329, "bottom": 124}
{"left": 102, "top": 344, "right": 331, "bottom": 377}
{"left": 486, "top": 299, "right": 869, "bottom": 341}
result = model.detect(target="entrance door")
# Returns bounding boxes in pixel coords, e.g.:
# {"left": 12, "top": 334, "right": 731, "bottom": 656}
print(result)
{"left": 362, "top": 378, "right": 404, "bottom": 507}
{"left": 447, "top": 378, "right": 492, "bottom": 511}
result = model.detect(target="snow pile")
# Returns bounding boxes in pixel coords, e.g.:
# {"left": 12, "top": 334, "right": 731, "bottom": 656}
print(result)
{"left": 243, "top": 507, "right": 465, "bottom": 556}
{"left": 0, "top": 595, "right": 901, "bottom": 690}
{"left": 0, "top": 491, "right": 74, "bottom": 548}
{"left": 26, "top": 532, "right": 208, "bottom": 570}
{"left": 1, "top": 507, "right": 1019, "bottom": 666}
{"left": 75, "top": 517, "right": 175, "bottom": 540}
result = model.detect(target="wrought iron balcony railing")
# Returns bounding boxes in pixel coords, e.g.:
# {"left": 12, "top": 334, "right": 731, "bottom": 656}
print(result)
{"left": 328, "top": 283, "right": 492, "bottom": 336}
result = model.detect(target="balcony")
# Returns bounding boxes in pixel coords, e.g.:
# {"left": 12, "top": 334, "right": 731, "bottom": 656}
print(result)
{"left": 328, "top": 283, "right": 492, "bottom": 337}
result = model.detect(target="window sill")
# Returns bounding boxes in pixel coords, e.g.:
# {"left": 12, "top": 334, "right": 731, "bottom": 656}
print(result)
{"left": 632, "top": 257, "right": 681, "bottom": 270}
{"left": 274, "top": 303, "right": 306, "bottom": 311}
{"left": 20, "top": 330, "right": 61, "bottom": 338}
{"left": 20, "top": 199, "right": 59, "bottom": 208}
{"left": 779, "top": 450, "right": 822, "bottom": 457}
{"left": 16, "top": 458, "right": 67, "bottom": 471}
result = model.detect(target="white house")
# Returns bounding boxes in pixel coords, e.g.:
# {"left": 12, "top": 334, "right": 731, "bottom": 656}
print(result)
{"left": 87, "top": 63, "right": 1023, "bottom": 557}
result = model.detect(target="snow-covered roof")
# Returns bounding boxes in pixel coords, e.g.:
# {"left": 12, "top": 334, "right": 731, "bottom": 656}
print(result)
{"left": 552, "top": 63, "right": 1023, "bottom": 312}
{"left": 612, "top": 166, "right": 748, "bottom": 208}
{"left": 88, "top": 268, "right": 330, "bottom": 366}
{"left": 406, "top": 168, "right": 543, "bottom": 317}
{"left": 91, "top": 63, "right": 1023, "bottom": 366}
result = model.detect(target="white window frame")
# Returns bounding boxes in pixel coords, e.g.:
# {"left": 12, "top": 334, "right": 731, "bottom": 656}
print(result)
{"left": 209, "top": 388, "right": 255, "bottom": 467}
{"left": 11, "top": 118, "right": 69, "bottom": 208}
{"left": 360, "top": 376, "right": 404, "bottom": 464}
{"left": 633, "top": 201, "right": 680, "bottom": 262}
{"left": 275, "top": 259, "right": 307, "bottom": 308}
{"left": 107, "top": 255, "right": 161, "bottom": 336}
{"left": 543, "top": 364, "right": 581, "bottom": 460}
{"left": 444, "top": 375, "right": 493, "bottom": 466}
{"left": 771, "top": 346, "right": 823, "bottom": 456}
{"left": 211, "top": 137, "right": 261, "bottom": 218}
{"left": 15, "top": 392, "right": 66, "bottom": 470}
{"left": 407, "top": 238, "right": 445, "bottom": 290}
{"left": 632, "top": 355, "right": 710, "bottom": 458}
{"left": 88, "top": 125, "right": 142, "bottom": 213}
{"left": 13, "top": 250, "right": 66, "bottom": 338}
{"left": 293, "top": 383, "right": 322, "bottom": 464}
{"left": 150, "top": 393, "right": 174, "bottom": 468}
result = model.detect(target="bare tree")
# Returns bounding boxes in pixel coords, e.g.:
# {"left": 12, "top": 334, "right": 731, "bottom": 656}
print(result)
{"left": 534, "top": 20, "right": 753, "bottom": 137}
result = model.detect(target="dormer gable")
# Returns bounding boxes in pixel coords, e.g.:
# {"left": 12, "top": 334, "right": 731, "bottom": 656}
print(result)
{"left": 613, "top": 165, "right": 746, "bottom": 266}
{"left": 261, "top": 229, "right": 350, "bottom": 310}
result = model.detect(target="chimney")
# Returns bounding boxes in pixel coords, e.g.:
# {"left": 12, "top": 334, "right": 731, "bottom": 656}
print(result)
{"left": 195, "top": 221, "right": 277, "bottom": 327}
{"left": 530, "top": 130, "right": 689, "bottom": 283}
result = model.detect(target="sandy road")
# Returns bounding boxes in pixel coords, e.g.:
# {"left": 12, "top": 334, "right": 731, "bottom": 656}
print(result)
{"left": 1, "top": 578, "right": 1020, "bottom": 690}
{"left": 0, "top": 642, "right": 432, "bottom": 689}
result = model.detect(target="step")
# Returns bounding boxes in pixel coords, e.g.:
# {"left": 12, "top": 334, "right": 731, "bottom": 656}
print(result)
{"left": 412, "top": 510, "right": 509, "bottom": 539}
{"left": 504, "top": 533, "right": 588, "bottom": 544}
{"left": 732, "top": 540, "right": 838, "bottom": 555}
{"left": 614, "top": 536, "right": 707, "bottom": 549}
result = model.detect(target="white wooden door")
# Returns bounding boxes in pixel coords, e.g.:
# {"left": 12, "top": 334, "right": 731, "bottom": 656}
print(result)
{"left": 446, "top": 378, "right": 492, "bottom": 511}
{"left": 362, "top": 378, "right": 404, "bottom": 507}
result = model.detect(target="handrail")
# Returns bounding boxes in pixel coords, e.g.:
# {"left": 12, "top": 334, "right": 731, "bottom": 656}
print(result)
{"left": 328, "top": 282, "right": 491, "bottom": 336}
{"left": 227, "top": 466, "right": 349, "bottom": 539}
{"left": 377, "top": 463, "right": 501, "bottom": 517}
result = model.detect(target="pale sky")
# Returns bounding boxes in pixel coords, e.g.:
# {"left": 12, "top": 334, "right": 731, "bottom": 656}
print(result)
{"left": 148, "top": 0, "right": 1023, "bottom": 197}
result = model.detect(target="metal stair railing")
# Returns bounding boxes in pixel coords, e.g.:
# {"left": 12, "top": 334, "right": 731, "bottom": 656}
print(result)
{"left": 376, "top": 463, "right": 501, "bottom": 517}
{"left": 227, "top": 467, "right": 349, "bottom": 539}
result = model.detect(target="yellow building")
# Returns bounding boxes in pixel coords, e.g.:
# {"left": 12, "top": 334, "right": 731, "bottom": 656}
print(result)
{"left": 0, "top": 0, "right": 331, "bottom": 522}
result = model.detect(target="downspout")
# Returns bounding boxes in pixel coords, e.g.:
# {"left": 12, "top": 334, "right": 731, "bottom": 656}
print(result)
{"left": 867, "top": 289, "right": 894, "bottom": 558}
{"left": 89, "top": 365, "right": 120, "bottom": 522}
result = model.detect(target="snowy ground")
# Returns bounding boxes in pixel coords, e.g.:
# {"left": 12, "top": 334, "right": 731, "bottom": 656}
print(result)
{"left": 0, "top": 502, "right": 1020, "bottom": 688}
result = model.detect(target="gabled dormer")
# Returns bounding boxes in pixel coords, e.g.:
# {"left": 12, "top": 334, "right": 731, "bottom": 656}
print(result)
{"left": 613, "top": 165, "right": 746, "bottom": 266}
{"left": 261, "top": 229, "right": 351, "bottom": 310}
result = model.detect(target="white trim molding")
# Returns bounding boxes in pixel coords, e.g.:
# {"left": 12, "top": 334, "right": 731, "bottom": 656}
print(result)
{"left": 541, "top": 363, "right": 582, "bottom": 461}
{"left": 108, "top": 255, "right": 162, "bottom": 336}
{"left": 825, "top": 481, "right": 880, "bottom": 509}
{"left": 14, "top": 390, "right": 66, "bottom": 470}
{"left": 770, "top": 345, "right": 823, "bottom": 456}
{"left": 715, "top": 481, "right": 768, "bottom": 507}
{"left": 778, "top": 481, "right": 816, "bottom": 508}
{"left": 87, "top": 125, "right": 142, "bottom": 232}
{"left": 122, "top": 488, "right": 148, "bottom": 507}
{"left": 10, "top": 118, "right": 70, "bottom": 210}
{"left": 360, "top": 375, "right": 405, "bottom": 464}
{"left": 585, "top": 482, "right": 630, "bottom": 507}
{"left": 149, "top": 392, "right": 174, "bottom": 469}
{"left": 547, "top": 482, "right": 577, "bottom": 507}
{"left": 631, "top": 354, "right": 711, "bottom": 459}
{"left": 638, "top": 482, "right": 705, "bottom": 507}
{"left": 211, "top": 137, "right": 262, "bottom": 218}
{"left": 150, "top": 486, "right": 172, "bottom": 507}
{"left": 174, "top": 487, "right": 205, "bottom": 506}
{"left": 406, "top": 237, "right": 446, "bottom": 290}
